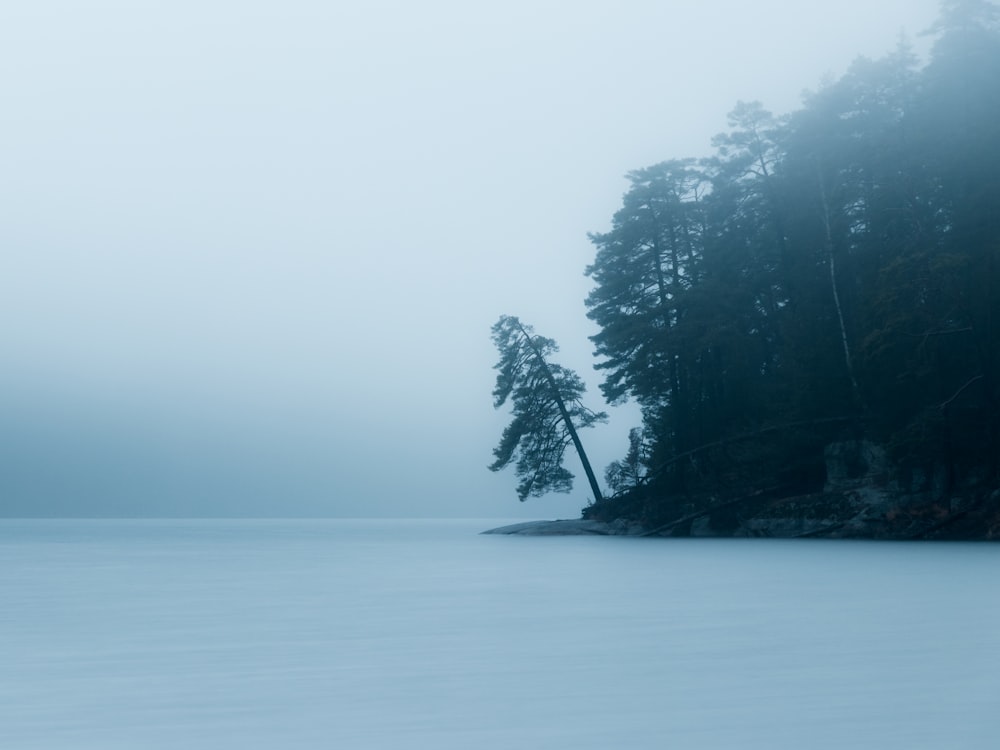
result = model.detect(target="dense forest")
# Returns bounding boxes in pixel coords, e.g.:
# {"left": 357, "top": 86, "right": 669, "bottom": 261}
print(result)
{"left": 493, "top": 1, "right": 1000, "bottom": 539}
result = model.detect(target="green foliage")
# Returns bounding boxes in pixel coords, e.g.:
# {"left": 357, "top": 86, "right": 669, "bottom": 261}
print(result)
{"left": 489, "top": 315, "right": 607, "bottom": 501}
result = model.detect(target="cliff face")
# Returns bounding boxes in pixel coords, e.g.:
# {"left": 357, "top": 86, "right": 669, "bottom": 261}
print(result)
{"left": 588, "top": 440, "right": 1000, "bottom": 540}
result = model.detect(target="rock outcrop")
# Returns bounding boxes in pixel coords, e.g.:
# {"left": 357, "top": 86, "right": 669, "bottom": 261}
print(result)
{"left": 482, "top": 518, "right": 645, "bottom": 536}
{"left": 509, "top": 441, "right": 1000, "bottom": 540}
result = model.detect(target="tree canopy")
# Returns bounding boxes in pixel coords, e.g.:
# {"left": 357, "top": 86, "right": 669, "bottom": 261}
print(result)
{"left": 488, "top": 2, "right": 1000, "bottom": 527}
{"left": 580, "top": 2, "right": 1000, "bottom": 523}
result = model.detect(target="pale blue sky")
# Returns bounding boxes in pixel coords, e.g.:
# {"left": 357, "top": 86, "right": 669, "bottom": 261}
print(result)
{"left": 0, "top": 0, "right": 941, "bottom": 517}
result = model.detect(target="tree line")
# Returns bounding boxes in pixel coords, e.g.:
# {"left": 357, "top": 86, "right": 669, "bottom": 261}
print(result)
{"left": 490, "top": 1, "right": 1000, "bottom": 523}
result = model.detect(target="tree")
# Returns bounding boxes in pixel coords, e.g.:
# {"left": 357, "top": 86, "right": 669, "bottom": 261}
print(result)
{"left": 911, "top": 0, "right": 1000, "bottom": 478}
{"left": 575, "top": 0, "right": 1000, "bottom": 530}
{"left": 585, "top": 161, "right": 710, "bottom": 484}
{"left": 488, "top": 315, "right": 607, "bottom": 502}
{"left": 604, "top": 427, "right": 652, "bottom": 493}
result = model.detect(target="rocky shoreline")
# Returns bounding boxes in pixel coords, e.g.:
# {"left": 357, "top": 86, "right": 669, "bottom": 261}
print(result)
{"left": 485, "top": 440, "right": 1000, "bottom": 541}
{"left": 482, "top": 519, "right": 643, "bottom": 536}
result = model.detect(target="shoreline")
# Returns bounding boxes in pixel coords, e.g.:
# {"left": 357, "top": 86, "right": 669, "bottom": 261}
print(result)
{"left": 482, "top": 519, "right": 643, "bottom": 536}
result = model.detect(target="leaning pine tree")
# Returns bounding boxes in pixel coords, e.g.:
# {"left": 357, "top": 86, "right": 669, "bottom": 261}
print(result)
{"left": 488, "top": 315, "right": 607, "bottom": 502}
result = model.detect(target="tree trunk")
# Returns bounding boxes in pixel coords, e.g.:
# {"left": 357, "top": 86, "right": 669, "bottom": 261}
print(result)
{"left": 818, "top": 170, "right": 864, "bottom": 413}
{"left": 516, "top": 321, "right": 604, "bottom": 503}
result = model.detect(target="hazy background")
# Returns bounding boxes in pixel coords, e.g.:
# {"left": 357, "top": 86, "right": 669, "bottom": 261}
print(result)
{"left": 0, "top": 0, "right": 941, "bottom": 518}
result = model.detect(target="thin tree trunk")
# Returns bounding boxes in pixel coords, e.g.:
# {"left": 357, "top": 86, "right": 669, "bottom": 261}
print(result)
{"left": 818, "top": 171, "right": 864, "bottom": 412}
{"left": 987, "top": 242, "right": 998, "bottom": 479}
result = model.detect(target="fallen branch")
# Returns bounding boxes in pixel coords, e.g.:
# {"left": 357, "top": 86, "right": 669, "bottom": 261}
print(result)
{"left": 648, "top": 416, "right": 856, "bottom": 477}
{"left": 640, "top": 485, "right": 786, "bottom": 537}
{"left": 940, "top": 375, "right": 984, "bottom": 410}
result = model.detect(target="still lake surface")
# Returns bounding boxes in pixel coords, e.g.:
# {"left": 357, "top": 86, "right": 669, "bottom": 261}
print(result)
{"left": 1, "top": 518, "right": 997, "bottom": 749}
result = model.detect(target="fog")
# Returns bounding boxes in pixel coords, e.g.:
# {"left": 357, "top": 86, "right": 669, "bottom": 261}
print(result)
{"left": 0, "top": 1, "right": 941, "bottom": 517}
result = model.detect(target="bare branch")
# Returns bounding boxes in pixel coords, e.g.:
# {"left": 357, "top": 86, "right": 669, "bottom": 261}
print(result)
{"left": 941, "top": 375, "right": 984, "bottom": 410}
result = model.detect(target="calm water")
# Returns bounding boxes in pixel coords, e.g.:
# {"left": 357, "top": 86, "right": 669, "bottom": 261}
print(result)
{"left": 1, "top": 519, "right": 997, "bottom": 749}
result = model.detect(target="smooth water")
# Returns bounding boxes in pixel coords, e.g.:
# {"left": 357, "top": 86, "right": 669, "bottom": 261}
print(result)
{"left": 1, "top": 519, "right": 997, "bottom": 749}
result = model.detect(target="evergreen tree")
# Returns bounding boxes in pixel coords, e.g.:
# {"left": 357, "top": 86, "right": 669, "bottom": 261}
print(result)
{"left": 489, "top": 315, "right": 607, "bottom": 501}
{"left": 604, "top": 427, "right": 652, "bottom": 493}
{"left": 582, "top": 0, "right": 1000, "bottom": 521}
{"left": 585, "top": 161, "right": 709, "bottom": 488}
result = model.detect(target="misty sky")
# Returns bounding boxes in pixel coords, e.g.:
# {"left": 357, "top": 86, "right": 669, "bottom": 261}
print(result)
{"left": 1, "top": 0, "right": 942, "bottom": 518}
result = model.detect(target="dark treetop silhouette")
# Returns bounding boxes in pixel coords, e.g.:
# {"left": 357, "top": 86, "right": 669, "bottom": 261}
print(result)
{"left": 488, "top": 315, "right": 606, "bottom": 502}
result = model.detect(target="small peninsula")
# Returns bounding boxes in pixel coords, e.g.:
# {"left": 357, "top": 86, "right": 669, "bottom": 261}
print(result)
{"left": 488, "top": 2, "right": 1000, "bottom": 541}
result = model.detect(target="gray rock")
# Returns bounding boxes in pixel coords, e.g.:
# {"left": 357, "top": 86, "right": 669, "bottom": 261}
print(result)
{"left": 606, "top": 518, "right": 646, "bottom": 536}
{"left": 481, "top": 519, "right": 614, "bottom": 536}
{"left": 824, "top": 439, "right": 887, "bottom": 491}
